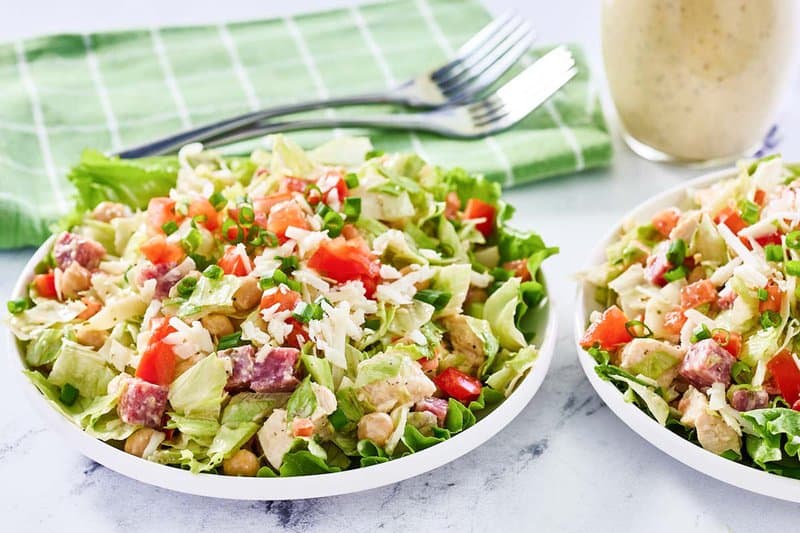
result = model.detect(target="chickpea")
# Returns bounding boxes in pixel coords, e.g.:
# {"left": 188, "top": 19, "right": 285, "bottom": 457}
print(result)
{"left": 125, "top": 428, "right": 158, "bottom": 457}
{"left": 233, "top": 276, "right": 261, "bottom": 311}
{"left": 59, "top": 263, "right": 91, "bottom": 299}
{"left": 174, "top": 354, "right": 202, "bottom": 378}
{"left": 222, "top": 449, "right": 260, "bottom": 477}
{"left": 465, "top": 287, "right": 487, "bottom": 305}
{"left": 91, "top": 201, "right": 131, "bottom": 222}
{"left": 357, "top": 412, "right": 394, "bottom": 446}
{"left": 75, "top": 327, "right": 108, "bottom": 349}
{"left": 201, "top": 314, "right": 234, "bottom": 337}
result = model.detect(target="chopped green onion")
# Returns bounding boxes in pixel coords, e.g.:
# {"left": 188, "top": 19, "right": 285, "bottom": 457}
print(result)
{"left": 365, "top": 149, "right": 384, "bottom": 160}
{"left": 328, "top": 408, "right": 349, "bottom": 430}
{"left": 760, "top": 310, "right": 781, "bottom": 329}
{"left": 272, "top": 269, "right": 288, "bottom": 285}
{"left": 176, "top": 277, "right": 198, "bottom": 298}
{"left": 262, "top": 230, "right": 279, "bottom": 248}
{"left": 663, "top": 265, "right": 689, "bottom": 282}
{"left": 217, "top": 331, "right": 245, "bottom": 351}
{"left": 414, "top": 289, "right": 452, "bottom": 310}
{"left": 59, "top": 383, "right": 79, "bottom": 406}
{"left": 666, "top": 239, "right": 686, "bottom": 267}
{"left": 6, "top": 299, "right": 29, "bottom": 314}
{"left": 277, "top": 256, "right": 299, "bottom": 272}
{"left": 636, "top": 224, "right": 661, "bottom": 246}
{"left": 161, "top": 220, "right": 179, "bottom": 235}
{"left": 304, "top": 183, "right": 321, "bottom": 196}
{"left": 490, "top": 267, "right": 511, "bottom": 282}
{"left": 343, "top": 197, "right": 361, "bottom": 221}
{"left": 786, "top": 231, "right": 800, "bottom": 250}
{"left": 322, "top": 210, "right": 344, "bottom": 238}
{"left": 261, "top": 270, "right": 301, "bottom": 292}
{"left": 222, "top": 219, "right": 243, "bottom": 243}
{"left": 181, "top": 228, "right": 202, "bottom": 253}
{"left": 786, "top": 260, "right": 800, "bottom": 277}
{"left": 238, "top": 205, "right": 255, "bottom": 226}
{"left": 292, "top": 302, "right": 314, "bottom": 324}
{"left": 364, "top": 318, "right": 381, "bottom": 331}
{"left": 316, "top": 203, "right": 332, "bottom": 216}
{"left": 189, "top": 254, "right": 212, "bottom": 271}
{"left": 765, "top": 244, "right": 784, "bottom": 262}
{"left": 209, "top": 192, "right": 227, "bottom": 210}
{"left": 739, "top": 199, "right": 760, "bottom": 225}
{"left": 625, "top": 320, "right": 653, "bottom": 339}
{"left": 758, "top": 287, "right": 769, "bottom": 301}
{"left": 711, "top": 328, "right": 730, "bottom": 346}
{"left": 203, "top": 265, "right": 224, "bottom": 280}
{"left": 344, "top": 172, "right": 359, "bottom": 189}
{"left": 690, "top": 323, "right": 711, "bottom": 343}
{"left": 731, "top": 361, "right": 753, "bottom": 385}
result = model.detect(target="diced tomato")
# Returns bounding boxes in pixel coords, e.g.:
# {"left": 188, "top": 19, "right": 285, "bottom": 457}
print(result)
{"left": 418, "top": 356, "right": 439, "bottom": 373}
{"left": 444, "top": 192, "right": 461, "bottom": 220}
{"left": 792, "top": 399, "right": 800, "bottom": 412}
{"left": 188, "top": 198, "right": 220, "bottom": 231}
{"left": 714, "top": 206, "right": 747, "bottom": 234}
{"left": 307, "top": 237, "right": 380, "bottom": 297}
{"left": 341, "top": 224, "right": 361, "bottom": 241}
{"left": 755, "top": 232, "right": 782, "bottom": 247}
{"left": 434, "top": 367, "right": 482, "bottom": 403}
{"left": 280, "top": 176, "right": 310, "bottom": 194}
{"left": 759, "top": 281, "right": 783, "bottom": 314}
{"left": 713, "top": 330, "right": 742, "bottom": 358}
{"left": 767, "top": 350, "right": 800, "bottom": 405}
{"left": 503, "top": 259, "right": 531, "bottom": 282}
{"left": 754, "top": 189, "right": 767, "bottom": 206}
{"left": 77, "top": 297, "right": 102, "bottom": 320}
{"left": 33, "top": 272, "right": 57, "bottom": 299}
{"left": 579, "top": 305, "right": 633, "bottom": 351}
{"left": 140, "top": 234, "right": 185, "bottom": 265}
{"left": 146, "top": 197, "right": 181, "bottom": 234}
{"left": 291, "top": 417, "right": 314, "bottom": 437}
{"left": 464, "top": 198, "right": 496, "bottom": 238}
{"left": 267, "top": 200, "right": 310, "bottom": 240}
{"left": 652, "top": 208, "right": 680, "bottom": 238}
{"left": 284, "top": 319, "right": 307, "bottom": 349}
{"left": 136, "top": 318, "right": 177, "bottom": 386}
{"left": 217, "top": 245, "right": 251, "bottom": 276}
{"left": 663, "top": 309, "right": 687, "bottom": 336}
{"left": 252, "top": 193, "right": 294, "bottom": 216}
{"left": 317, "top": 171, "right": 347, "bottom": 204}
{"left": 680, "top": 280, "right": 717, "bottom": 309}
{"left": 260, "top": 286, "right": 301, "bottom": 311}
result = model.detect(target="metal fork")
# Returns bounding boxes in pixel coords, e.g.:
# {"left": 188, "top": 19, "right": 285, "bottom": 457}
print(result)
{"left": 116, "top": 13, "right": 535, "bottom": 158}
{"left": 199, "top": 46, "right": 576, "bottom": 146}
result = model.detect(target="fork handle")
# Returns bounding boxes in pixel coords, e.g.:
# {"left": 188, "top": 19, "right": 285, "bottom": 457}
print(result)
{"left": 113, "top": 90, "right": 407, "bottom": 158}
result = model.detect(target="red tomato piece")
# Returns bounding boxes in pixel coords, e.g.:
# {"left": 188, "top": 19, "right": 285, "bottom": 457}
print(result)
{"left": 759, "top": 281, "right": 783, "bottom": 314}
{"left": 217, "top": 245, "right": 251, "bottom": 276}
{"left": 147, "top": 197, "right": 181, "bottom": 234}
{"left": 767, "top": 350, "right": 800, "bottom": 405}
{"left": 252, "top": 193, "right": 294, "bottom": 216}
{"left": 663, "top": 309, "right": 687, "bottom": 336}
{"left": 503, "top": 259, "right": 531, "bottom": 282}
{"left": 291, "top": 417, "right": 314, "bottom": 437}
{"left": 77, "top": 297, "right": 102, "bottom": 320}
{"left": 464, "top": 198, "right": 496, "bottom": 238}
{"left": 680, "top": 280, "right": 717, "bottom": 309}
{"left": 652, "top": 208, "right": 680, "bottom": 238}
{"left": 307, "top": 237, "right": 380, "bottom": 297}
{"left": 434, "top": 367, "right": 482, "bottom": 403}
{"left": 140, "top": 234, "right": 185, "bottom": 265}
{"left": 260, "top": 286, "right": 301, "bottom": 311}
{"left": 755, "top": 232, "right": 782, "bottom": 247}
{"left": 714, "top": 206, "right": 747, "bottom": 234}
{"left": 33, "top": 272, "right": 57, "bottom": 299}
{"left": 136, "top": 318, "right": 177, "bottom": 386}
{"left": 713, "top": 330, "right": 742, "bottom": 358}
{"left": 280, "top": 176, "right": 310, "bottom": 194}
{"left": 317, "top": 171, "right": 347, "bottom": 204}
{"left": 579, "top": 305, "right": 633, "bottom": 351}
{"left": 188, "top": 198, "right": 220, "bottom": 231}
{"left": 444, "top": 192, "right": 461, "bottom": 220}
{"left": 754, "top": 189, "right": 767, "bottom": 206}
{"left": 284, "top": 319, "right": 307, "bottom": 349}
{"left": 267, "top": 200, "right": 310, "bottom": 240}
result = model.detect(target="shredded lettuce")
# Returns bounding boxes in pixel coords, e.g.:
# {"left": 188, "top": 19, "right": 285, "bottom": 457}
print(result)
{"left": 168, "top": 354, "right": 227, "bottom": 419}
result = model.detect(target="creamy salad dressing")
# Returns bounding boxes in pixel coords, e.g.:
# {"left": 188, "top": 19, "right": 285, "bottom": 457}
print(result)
{"left": 602, "top": 0, "right": 798, "bottom": 162}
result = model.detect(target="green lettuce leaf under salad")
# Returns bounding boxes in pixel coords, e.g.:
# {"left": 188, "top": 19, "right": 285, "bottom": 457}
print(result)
{"left": 580, "top": 155, "right": 800, "bottom": 478}
{"left": 7, "top": 135, "right": 555, "bottom": 477}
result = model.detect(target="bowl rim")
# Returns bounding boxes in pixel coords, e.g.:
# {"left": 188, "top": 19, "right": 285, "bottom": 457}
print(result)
{"left": 9, "top": 235, "right": 557, "bottom": 500}
{"left": 573, "top": 165, "right": 800, "bottom": 503}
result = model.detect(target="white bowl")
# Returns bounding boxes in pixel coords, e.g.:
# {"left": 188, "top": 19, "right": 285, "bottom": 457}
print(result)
{"left": 574, "top": 166, "right": 800, "bottom": 503}
{"left": 9, "top": 237, "right": 556, "bottom": 500}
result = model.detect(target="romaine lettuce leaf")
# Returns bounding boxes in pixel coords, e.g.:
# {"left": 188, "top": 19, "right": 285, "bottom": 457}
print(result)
{"left": 484, "top": 278, "right": 526, "bottom": 350}
{"left": 485, "top": 346, "right": 538, "bottom": 396}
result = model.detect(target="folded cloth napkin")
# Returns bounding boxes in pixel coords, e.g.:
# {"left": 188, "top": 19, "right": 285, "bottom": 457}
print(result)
{"left": 0, "top": 0, "right": 611, "bottom": 249}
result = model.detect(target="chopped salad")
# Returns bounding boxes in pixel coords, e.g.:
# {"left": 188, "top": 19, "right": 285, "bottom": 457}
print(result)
{"left": 7, "top": 135, "right": 555, "bottom": 477}
{"left": 581, "top": 155, "right": 800, "bottom": 479}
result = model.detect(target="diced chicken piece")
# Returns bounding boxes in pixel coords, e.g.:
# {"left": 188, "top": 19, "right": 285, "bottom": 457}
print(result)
{"left": 414, "top": 397, "right": 449, "bottom": 426}
{"left": 311, "top": 383, "right": 337, "bottom": 419}
{"left": 679, "top": 386, "right": 741, "bottom": 455}
{"left": 717, "top": 286, "right": 737, "bottom": 309}
{"left": 619, "top": 338, "right": 685, "bottom": 389}
{"left": 53, "top": 232, "right": 106, "bottom": 271}
{"left": 117, "top": 378, "right": 168, "bottom": 427}
{"left": 358, "top": 356, "right": 437, "bottom": 412}
{"left": 678, "top": 339, "right": 736, "bottom": 389}
{"left": 219, "top": 345, "right": 256, "bottom": 391}
{"left": 357, "top": 412, "right": 394, "bottom": 446}
{"left": 668, "top": 211, "right": 701, "bottom": 243}
{"left": 644, "top": 241, "right": 670, "bottom": 287}
{"left": 730, "top": 389, "right": 769, "bottom": 412}
{"left": 251, "top": 347, "right": 300, "bottom": 393}
{"left": 258, "top": 408, "right": 294, "bottom": 469}
{"left": 91, "top": 201, "right": 131, "bottom": 222}
{"left": 442, "top": 315, "right": 487, "bottom": 375}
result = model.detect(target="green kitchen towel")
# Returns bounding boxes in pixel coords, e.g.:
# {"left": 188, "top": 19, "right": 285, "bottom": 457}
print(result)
{"left": 0, "top": 0, "right": 610, "bottom": 249}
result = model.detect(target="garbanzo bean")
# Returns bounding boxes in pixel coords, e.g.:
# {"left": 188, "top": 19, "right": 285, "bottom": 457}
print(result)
{"left": 201, "top": 314, "right": 234, "bottom": 337}
{"left": 233, "top": 276, "right": 261, "bottom": 311}
{"left": 124, "top": 428, "right": 158, "bottom": 457}
{"left": 222, "top": 449, "right": 260, "bottom": 476}
{"left": 75, "top": 327, "right": 108, "bottom": 349}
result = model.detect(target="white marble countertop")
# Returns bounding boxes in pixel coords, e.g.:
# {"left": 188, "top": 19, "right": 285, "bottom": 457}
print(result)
{"left": 2, "top": 1, "right": 800, "bottom": 531}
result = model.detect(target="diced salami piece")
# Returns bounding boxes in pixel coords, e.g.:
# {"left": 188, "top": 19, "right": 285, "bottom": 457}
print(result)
{"left": 219, "top": 345, "right": 256, "bottom": 391}
{"left": 53, "top": 232, "right": 106, "bottom": 271}
{"left": 730, "top": 389, "right": 769, "bottom": 412}
{"left": 138, "top": 262, "right": 184, "bottom": 298}
{"left": 118, "top": 378, "right": 168, "bottom": 427}
{"left": 251, "top": 347, "right": 300, "bottom": 393}
{"left": 717, "top": 286, "right": 737, "bottom": 310}
{"left": 679, "top": 339, "right": 736, "bottom": 389}
{"left": 645, "top": 241, "right": 670, "bottom": 287}
{"left": 414, "top": 397, "right": 449, "bottom": 426}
